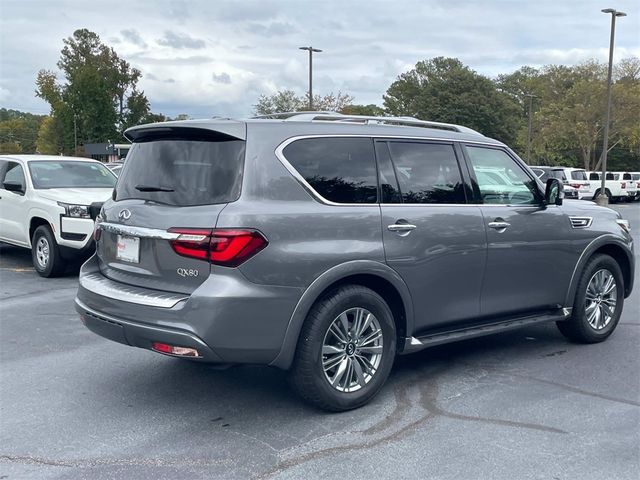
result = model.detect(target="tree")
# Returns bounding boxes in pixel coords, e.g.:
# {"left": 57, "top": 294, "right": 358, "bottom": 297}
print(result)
{"left": 35, "top": 29, "right": 153, "bottom": 154}
{"left": 0, "top": 109, "right": 46, "bottom": 153}
{"left": 340, "top": 104, "right": 386, "bottom": 116}
{"left": 36, "top": 116, "right": 65, "bottom": 154}
{"left": 254, "top": 90, "right": 354, "bottom": 115}
{"left": 383, "top": 57, "right": 520, "bottom": 144}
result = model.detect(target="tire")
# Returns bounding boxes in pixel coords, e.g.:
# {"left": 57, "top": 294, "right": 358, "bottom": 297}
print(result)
{"left": 289, "top": 285, "right": 396, "bottom": 412}
{"left": 556, "top": 254, "right": 624, "bottom": 343}
{"left": 31, "top": 225, "right": 65, "bottom": 278}
{"left": 593, "top": 189, "right": 612, "bottom": 202}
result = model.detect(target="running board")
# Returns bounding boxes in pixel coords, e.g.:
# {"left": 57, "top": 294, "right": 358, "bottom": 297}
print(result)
{"left": 402, "top": 308, "right": 572, "bottom": 354}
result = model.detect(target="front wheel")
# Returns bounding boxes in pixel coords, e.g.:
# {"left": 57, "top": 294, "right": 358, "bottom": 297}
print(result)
{"left": 289, "top": 285, "right": 396, "bottom": 411}
{"left": 556, "top": 254, "right": 624, "bottom": 343}
{"left": 31, "top": 225, "right": 65, "bottom": 277}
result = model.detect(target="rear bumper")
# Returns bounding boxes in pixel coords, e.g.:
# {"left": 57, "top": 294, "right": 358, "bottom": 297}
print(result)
{"left": 76, "top": 298, "right": 225, "bottom": 362}
{"left": 75, "top": 255, "right": 302, "bottom": 365}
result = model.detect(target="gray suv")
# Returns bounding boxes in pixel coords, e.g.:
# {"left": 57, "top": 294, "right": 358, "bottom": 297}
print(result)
{"left": 75, "top": 112, "right": 634, "bottom": 411}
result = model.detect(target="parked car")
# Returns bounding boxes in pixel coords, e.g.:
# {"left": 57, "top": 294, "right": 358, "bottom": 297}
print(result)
{"left": 556, "top": 167, "right": 591, "bottom": 199}
{"left": 105, "top": 163, "right": 123, "bottom": 176}
{"left": 0, "top": 155, "right": 117, "bottom": 276}
{"left": 529, "top": 166, "right": 578, "bottom": 199}
{"left": 630, "top": 172, "right": 640, "bottom": 200}
{"left": 75, "top": 113, "right": 634, "bottom": 411}
{"left": 588, "top": 171, "right": 638, "bottom": 202}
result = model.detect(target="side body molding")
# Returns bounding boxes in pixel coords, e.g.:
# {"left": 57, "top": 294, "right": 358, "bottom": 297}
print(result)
{"left": 269, "top": 260, "right": 415, "bottom": 370}
{"left": 563, "top": 234, "right": 635, "bottom": 306}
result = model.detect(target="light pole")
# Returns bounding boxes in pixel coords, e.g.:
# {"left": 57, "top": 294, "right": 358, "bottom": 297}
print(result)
{"left": 524, "top": 93, "right": 537, "bottom": 164}
{"left": 596, "top": 8, "right": 626, "bottom": 206}
{"left": 299, "top": 46, "right": 322, "bottom": 110}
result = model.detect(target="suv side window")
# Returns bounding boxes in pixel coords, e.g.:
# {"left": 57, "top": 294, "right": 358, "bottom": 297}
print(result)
{"left": 283, "top": 137, "right": 377, "bottom": 204}
{"left": 465, "top": 146, "right": 540, "bottom": 205}
{"left": 385, "top": 141, "right": 466, "bottom": 204}
{"left": 2, "top": 161, "right": 26, "bottom": 191}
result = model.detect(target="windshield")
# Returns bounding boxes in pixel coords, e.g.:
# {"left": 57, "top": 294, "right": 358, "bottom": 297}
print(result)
{"left": 570, "top": 170, "right": 588, "bottom": 180}
{"left": 114, "top": 135, "right": 245, "bottom": 206}
{"left": 29, "top": 161, "right": 117, "bottom": 189}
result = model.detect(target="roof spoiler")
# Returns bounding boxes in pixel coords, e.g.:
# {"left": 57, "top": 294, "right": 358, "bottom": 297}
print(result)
{"left": 124, "top": 120, "right": 246, "bottom": 142}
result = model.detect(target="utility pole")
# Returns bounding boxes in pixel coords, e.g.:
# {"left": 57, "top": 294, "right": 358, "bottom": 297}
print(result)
{"left": 596, "top": 8, "right": 626, "bottom": 206}
{"left": 524, "top": 94, "right": 537, "bottom": 164}
{"left": 299, "top": 46, "right": 322, "bottom": 110}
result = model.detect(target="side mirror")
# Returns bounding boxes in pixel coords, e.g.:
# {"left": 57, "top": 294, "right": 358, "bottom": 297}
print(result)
{"left": 545, "top": 178, "right": 563, "bottom": 206}
{"left": 3, "top": 181, "right": 25, "bottom": 195}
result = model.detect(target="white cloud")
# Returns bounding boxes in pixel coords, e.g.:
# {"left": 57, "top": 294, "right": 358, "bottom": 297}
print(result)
{"left": 1, "top": 0, "right": 639, "bottom": 118}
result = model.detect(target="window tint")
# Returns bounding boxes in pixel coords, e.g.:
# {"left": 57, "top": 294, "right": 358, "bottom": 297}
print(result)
{"left": 622, "top": 173, "right": 631, "bottom": 180}
{"left": 115, "top": 136, "right": 245, "bottom": 206}
{"left": 3, "top": 162, "right": 26, "bottom": 189}
{"left": 571, "top": 170, "right": 588, "bottom": 181}
{"left": 283, "top": 137, "right": 377, "bottom": 204}
{"left": 386, "top": 142, "right": 465, "bottom": 204}
{"left": 589, "top": 172, "right": 600, "bottom": 180}
{"left": 606, "top": 173, "right": 615, "bottom": 180}
{"left": 466, "top": 146, "right": 539, "bottom": 205}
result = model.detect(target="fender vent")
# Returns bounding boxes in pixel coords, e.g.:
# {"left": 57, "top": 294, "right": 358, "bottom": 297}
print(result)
{"left": 569, "top": 216, "right": 593, "bottom": 229}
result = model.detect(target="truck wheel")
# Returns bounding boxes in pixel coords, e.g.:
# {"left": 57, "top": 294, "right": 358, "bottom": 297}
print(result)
{"left": 32, "top": 225, "right": 65, "bottom": 278}
{"left": 556, "top": 254, "right": 624, "bottom": 343}
{"left": 289, "top": 285, "right": 396, "bottom": 411}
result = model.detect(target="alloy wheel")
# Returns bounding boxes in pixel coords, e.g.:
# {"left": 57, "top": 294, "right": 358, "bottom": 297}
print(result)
{"left": 36, "top": 237, "right": 50, "bottom": 269}
{"left": 321, "top": 307, "right": 383, "bottom": 393}
{"left": 585, "top": 268, "right": 617, "bottom": 330}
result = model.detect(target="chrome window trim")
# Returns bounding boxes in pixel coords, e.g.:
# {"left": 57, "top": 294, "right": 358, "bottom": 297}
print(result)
{"left": 79, "top": 271, "right": 188, "bottom": 308}
{"left": 275, "top": 134, "right": 503, "bottom": 207}
{"left": 99, "top": 222, "right": 181, "bottom": 240}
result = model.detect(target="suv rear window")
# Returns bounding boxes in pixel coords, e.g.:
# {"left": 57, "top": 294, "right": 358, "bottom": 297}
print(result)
{"left": 570, "top": 170, "right": 588, "bottom": 180}
{"left": 115, "top": 132, "right": 245, "bottom": 206}
{"left": 282, "top": 137, "right": 377, "bottom": 204}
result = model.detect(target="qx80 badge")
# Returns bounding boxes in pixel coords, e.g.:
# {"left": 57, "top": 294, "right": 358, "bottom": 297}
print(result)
{"left": 177, "top": 268, "right": 199, "bottom": 278}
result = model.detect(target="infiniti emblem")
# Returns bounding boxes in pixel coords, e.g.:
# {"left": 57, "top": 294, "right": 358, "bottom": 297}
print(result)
{"left": 119, "top": 209, "right": 132, "bottom": 221}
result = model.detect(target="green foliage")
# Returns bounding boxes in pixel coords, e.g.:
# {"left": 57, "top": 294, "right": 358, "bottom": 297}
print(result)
{"left": 498, "top": 58, "right": 640, "bottom": 170}
{"left": 383, "top": 57, "right": 521, "bottom": 144}
{"left": 0, "top": 108, "right": 46, "bottom": 153}
{"left": 35, "top": 29, "right": 155, "bottom": 154}
{"left": 340, "top": 104, "right": 386, "bottom": 116}
{"left": 254, "top": 90, "right": 355, "bottom": 115}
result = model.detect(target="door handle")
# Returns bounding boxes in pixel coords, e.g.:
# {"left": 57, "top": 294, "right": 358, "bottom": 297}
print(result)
{"left": 388, "top": 223, "right": 417, "bottom": 232}
{"left": 488, "top": 221, "right": 510, "bottom": 230}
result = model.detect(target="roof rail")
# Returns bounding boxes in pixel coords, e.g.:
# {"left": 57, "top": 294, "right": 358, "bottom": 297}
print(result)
{"left": 255, "top": 111, "right": 483, "bottom": 136}
{"left": 251, "top": 111, "right": 335, "bottom": 119}
{"left": 286, "top": 112, "right": 482, "bottom": 136}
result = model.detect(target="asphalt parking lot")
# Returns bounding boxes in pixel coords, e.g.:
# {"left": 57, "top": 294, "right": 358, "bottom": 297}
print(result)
{"left": 1, "top": 202, "right": 639, "bottom": 480}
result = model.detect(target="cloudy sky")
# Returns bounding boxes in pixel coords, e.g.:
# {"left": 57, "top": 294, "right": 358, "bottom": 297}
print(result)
{"left": 1, "top": 0, "right": 639, "bottom": 118}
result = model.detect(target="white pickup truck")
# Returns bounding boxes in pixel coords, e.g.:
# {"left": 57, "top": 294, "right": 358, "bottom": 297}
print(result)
{"left": 0, "top": 155, "right": 116, "bottom": 277}
{"left": 588, "top": 171, "right": 638, "bottom": 202}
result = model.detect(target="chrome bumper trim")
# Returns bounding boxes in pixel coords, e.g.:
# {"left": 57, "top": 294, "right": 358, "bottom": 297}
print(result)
{"left": 99, "top": 222, "right": 180, "bottom": 240}
{"left": 79, "top": 272, "right": 188, "bottom": 308}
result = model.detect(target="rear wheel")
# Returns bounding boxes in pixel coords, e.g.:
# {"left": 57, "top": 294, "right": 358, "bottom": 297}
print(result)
{"left": 289, "top": 285, "right": 396, "bottom": 411}
{"left": 556, "top": 254, "right": 624, "bottom": 343}
{"left": 31, "top": 225, "right": 65, "bottom": 277}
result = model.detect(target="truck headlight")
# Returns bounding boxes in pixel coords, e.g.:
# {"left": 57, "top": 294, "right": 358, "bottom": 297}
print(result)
{"left": 58, "top": 202, "right": 90, "bottom": 218}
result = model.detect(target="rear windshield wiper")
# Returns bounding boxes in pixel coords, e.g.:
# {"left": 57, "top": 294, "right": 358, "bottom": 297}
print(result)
{"left": 134, "top": 184, "right": 175, "bottom": 192}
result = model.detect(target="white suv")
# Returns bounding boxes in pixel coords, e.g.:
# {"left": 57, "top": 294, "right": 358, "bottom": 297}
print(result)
{"left": 0, "top": 155, "right": 117, "bottom": 276}
{"left": 556, "top": 167, "right": 591, "bottom": 199}
{"left": 588, "top": 171, "right": 638, "bottom": 202}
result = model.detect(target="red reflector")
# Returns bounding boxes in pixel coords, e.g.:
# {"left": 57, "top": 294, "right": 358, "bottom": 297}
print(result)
{"left": 621, "top": 182, "right": 626, "bottom": 189}
{"left": 168, "top": 228, "right": 268, "bottom": 267}
{"left": 152, "top": 342, "right": 200, "bottom": 357}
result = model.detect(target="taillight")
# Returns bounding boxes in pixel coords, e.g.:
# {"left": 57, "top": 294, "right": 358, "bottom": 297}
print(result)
{"left": 168, "top": 228, "right": 268, "bottom": 267}
{"left": 93, "top": 216, "right": 103, "bottom": 241}
{"left": 621, "top": 182, "right": 626, "bottom": 189}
